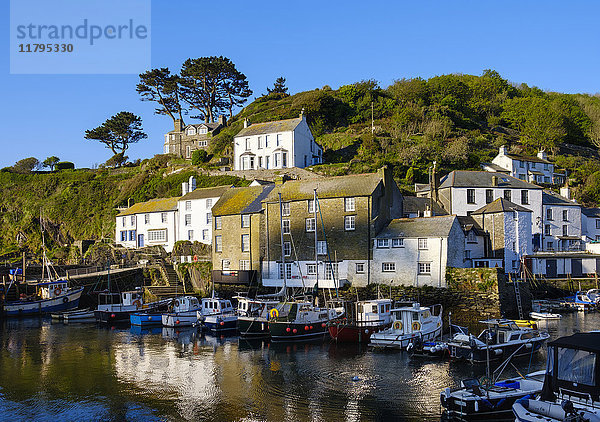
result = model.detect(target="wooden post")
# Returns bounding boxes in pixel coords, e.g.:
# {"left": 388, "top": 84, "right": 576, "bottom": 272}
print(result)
{"left": 22, "top": 251, "right": 26, "bottom": 283}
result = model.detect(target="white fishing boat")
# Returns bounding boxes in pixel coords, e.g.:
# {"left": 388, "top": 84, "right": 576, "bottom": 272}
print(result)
{"left": 197, "top": 297, "right": 236, "bottom": 330}
{"left": 368, "top": 303, "right": 443, "bottom": 350}
{"left": 529, "top": 311, "right": 562, "bottom": 320}
{"left": 162, "top": 296, "right": 201, "bottom": 327}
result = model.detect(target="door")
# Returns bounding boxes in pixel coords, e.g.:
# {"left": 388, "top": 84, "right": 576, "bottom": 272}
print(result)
{"left": 546, "top": 259, "right": 557, "bottom": 278}
{"left": 137, "top": 234, "right": 144, "bottom": 248}
{"left": 572, "top": 258, "right": 583, "bottom": 277}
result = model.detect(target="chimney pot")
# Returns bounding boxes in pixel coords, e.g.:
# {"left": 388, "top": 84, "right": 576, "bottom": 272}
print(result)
{"left": 499, "top": 145, "right": 508, "bottom": 156}
{"left": 243, "top": 118, "right": 249, "bottom": 128}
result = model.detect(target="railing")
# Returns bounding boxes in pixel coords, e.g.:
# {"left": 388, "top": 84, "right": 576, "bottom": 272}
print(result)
{"left": 66, "top": 262, "right": 143, "bottom": 278}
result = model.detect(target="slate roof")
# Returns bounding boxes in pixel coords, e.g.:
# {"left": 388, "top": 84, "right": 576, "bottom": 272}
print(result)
{"left": 263, "top": 172, "right": 383, "bottom": 203}
{"left": 439, "top": 171, "right": 541, "bottom": 190}
{"left": 402, "top": 196, "right": 448, "bottom": 216}
{"left": 118, "top": 197, "right": 179, "bottom": 216}
{"left": 505, "top": 152, "right": 551, "bottom": 164}
{"left": 582, "top": 207, "right": 600, "bottom": 218}
{"left": 180, "top": 185, "right": 232, "bottom": 201}
{"left": 211, "top": 185, "right": 275, "bottom": 216}
{"left": 457, "top": 215, "right": 486, "bottom": 235}
{"left": 376, "top": 215, "right": 458, "bottom": 239}
{"left": 471, "top": 198, "right": 532, "bottom": 214}
{"left": 542, "top": 191, "right": 579, "bottom": 206}
{"left": 235, "top": 117, "right": 303, "bottom": 137}
{"left": 481, "top": 162, "right": 511, "bottom": 173}
{"left": 167, "top": 122, "right": 221, "bottom": 134}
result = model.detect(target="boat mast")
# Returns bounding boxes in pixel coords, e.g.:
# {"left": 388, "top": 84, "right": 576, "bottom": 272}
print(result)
{"left": 313, "top": 189, "right": 319, "bottom": 296}
{"left": 278, "top": 193, "right": 287, "bottom": 300}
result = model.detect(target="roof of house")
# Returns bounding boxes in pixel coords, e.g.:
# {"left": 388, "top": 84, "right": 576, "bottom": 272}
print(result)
{"left": 263, "top": 171, "right": 384, "bottom": 203}
{"left": 117, "top": 197, "right": 179, "bottom": 216}
{"left": 402, "top": 196, "right": 448, "bottom": 216}
{"left": 471, "top": 198, "right": 532, "bottom": 214}
{"left": 235, "top": 117, "right": 303, "bottom": 137}
{"left": 167, "top": 122, "right": 221, "bottom": 134}
{"left": 583, "top": 207, "right": 600, "bottom": 218}
{"left": 481, "top": 162, "right": 511, "bottom": 173}
{"left": 211, "top": 185, "right": 275, "bottom": 216}
{"left": 180, "top": 185, "right": 232, "bottom": 201}
{"left": 439, "top": 171, "right": 541, "bottom": 190}
{"left": 376, "top": 215, "right": 458, "bottom": 239}
{"left": 457, "top": 215, "right": 486, "bottom": 235}
{"left": 504, "top": 152, "right": 551, "bottom": 165}
{"left": 542, "top": 190, "right": 579, "bottom": 206}
{"left": 249, "top": 179, "right": 274, "bottom": 186}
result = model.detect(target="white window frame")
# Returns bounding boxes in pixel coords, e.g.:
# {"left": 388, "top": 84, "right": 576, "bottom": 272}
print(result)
{"left": 282, "top": 219, "right": 290, "bottom": 234}
{"left": 306, "top": 264, "right": 317, "bottom": 275}
{"left": 188, "top": 230, "right": 194, "bottom": 241}
{"left": 185, "top": 200, "right": 191, "bottom": 211}
{"left": 161, "top": 213, "right": 167, "bottom": 223}
{"left": 144, "top": 214, "right": 150, "bottom": 224}
{"left": 240, "top": 260, "right": 250, "bottom": 270}
{"left": 418, "top": 238, "right": 428, "bottom": 250}
{"left": 215, "top": 235, "right": 222, "bottom": 252}
{"left": 392, "top": 238, "right": 404, "bottom": 248}
{"left": 344, "top": 197, "right": 356, "bottom": 212}
{"left": 376, "top": 238, "right": 390, "bottom": 248}
{"left": 283, "top": 241, "right": 291, "bottom": 256}
{"left": 306, "top": 218, "right": 316, "bottom": 232}
{"left": 281, "top": 202, "right": 291, "bottom": 216}
{"left": 344, "top": 215, "right": 355, "bottom": 231}
{"left": 317, "top": 240, "right": 327, "bottom": 255}
{"left": 418, "top": 262, "right": 431, "bottom": 275}
{"left": 356, "top": 263, "right": 365, "bottom": 274}
{"left": 185, "top": 214, "right": 192, "bottom": 226}
{"left": 241, "top": 214, "right": 251, "bottom": 228}
{"left": 382, "top": 262, "right": 396, "bottom": 272}
{"left": 308, "top": 199, "right": 316, "bottom": 213}
{"left": 215, "top": 216, "right": 222, "bottom": 230}
{"left": 206, "top": 198, "right": 213, "bottom": 209}
{"left": 241, "top": 234, "right": 250, "bottom": 252}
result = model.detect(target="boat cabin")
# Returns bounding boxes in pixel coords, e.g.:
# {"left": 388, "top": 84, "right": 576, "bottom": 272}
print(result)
{"left": 354, "top": 299, "right": 392, "bottom": 326}
{"left": 97, "top": 290, "right": 143, "bottom": 307}
{"left": 235, "top": 297, "right": 279, "bottom": 317}
{"left": 390, "top": 303, "right": 441, "bottom": 334}
{"left": 37, "top": 281, "right": 69, "bottom": 299}
{"left": 171, "top": 296, "right": 200, "bottom": 313}
{"left": 540, "top": 332, "right": 600, "bottom": 404}
{"left": 475, "top": 319, "right": 545, "bottom": 344}
{"left": 200, "top": 297, "right": 234, "bottom": 315}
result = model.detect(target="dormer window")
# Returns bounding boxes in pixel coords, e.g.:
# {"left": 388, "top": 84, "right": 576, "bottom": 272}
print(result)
{"left": 187, "top": 127, "right": 196, "bottom": 136}
{"left": 199, "top": 127, "right": 208, "bottom": 134}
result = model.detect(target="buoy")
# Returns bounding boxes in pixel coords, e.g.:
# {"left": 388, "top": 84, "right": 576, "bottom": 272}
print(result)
{"left": 111, "top": 313, "right": 116, "bottom": 318}
{"left": 304, "top": 325, "right": 309, "bottom": 331}
{"left": 220, "top": 321, "right": 225, "bottom": 326}
{"left": 309, "top": 326, "right": 313, "bottom": 330}
{"left": 148, "top": 316, "right": 152, "bottom": 321}
{"left": 286, "top": 327, "right": 291, "bottom": 332}
{"left": 293, "top": 329, "right": 297, "bottom": 334}
{"left": 321, "top": 323, "right": 326, "bottom": 328}
{"left": 176, "top": 320, "right": 180, "bottom": 325}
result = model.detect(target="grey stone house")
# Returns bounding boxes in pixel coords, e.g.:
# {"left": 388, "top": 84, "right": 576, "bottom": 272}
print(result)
{"left": 163, "top": 116, "right": 226, "bottom": 159}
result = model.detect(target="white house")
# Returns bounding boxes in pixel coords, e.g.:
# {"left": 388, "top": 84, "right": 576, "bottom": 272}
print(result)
{"left": 582, "top": 207, "right": 600, "bottom": 242}
{"left": 541, "top": 191, "right": 582, "bottom": 252}
{"left": 471, "top": 198, "right": 533, "bottom": 273}
{"left": 371, "top": 215, "right": 465, "bottom": 287}
{"left": 456, "top": 216, "right": 493, "bottom": 268}
{"left": 233, "top": 111, "right": 323, "bottom": 171}
{"left": 482, "top": 145, "right": 565, "bottom": 185}
{"left": 115, "top": 197, "right": 180, "bottom": 252}
{"left": 177, "top": 179, "right": 231, "bottom": 245}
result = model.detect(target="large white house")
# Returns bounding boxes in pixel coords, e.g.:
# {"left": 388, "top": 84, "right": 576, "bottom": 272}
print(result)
{"left": 582, "top": 207, "right": 600, "bottom": 242}
{"left": 233, "top": 112, "right": 323, "bottom": 171}
{"left": 541, "top": 191, "right": 582, "bottom": 252}
{"left": 371, "top": 215, "right": 465, "bottom": 287}
{"left": 116, "top": 197, "right": 180, "bottom": 252}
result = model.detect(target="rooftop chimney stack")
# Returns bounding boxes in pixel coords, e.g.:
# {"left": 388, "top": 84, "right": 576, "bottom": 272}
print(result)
{"left": 174, "top": 119, "right": 183, "bottom": 132}
{"left": 499, "top": 145, "right": 508, "bottom": 156}
{"left": 181, "top": 182, "right": 189, "bottom": 196}
{"left": 218, "top": 115, "right": 227, "bottom": 126}
{"left": 432, "top": 161, "right": 439, "bottom": 202}
{"left": 300, "top": 108, "right": 305, "bottom": 119}
{"left": 537, "top": 149, "right": 547, "bottom": 160}
{"left": 492, "top": 175, "right": 498, "bottom": 187}
{"left": 243, "top": 118, "right": 249, "bottom": 128}
{"left": 189, "top": 176, "right": 196, "bottom": 192}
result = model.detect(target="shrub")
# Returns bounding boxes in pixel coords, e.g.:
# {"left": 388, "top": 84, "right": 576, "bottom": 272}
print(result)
{"left": 191, "top": 149, "right": 208, "bottom": 165}
{"left": 55, "top": 161, "right": 75, "bottom": 170}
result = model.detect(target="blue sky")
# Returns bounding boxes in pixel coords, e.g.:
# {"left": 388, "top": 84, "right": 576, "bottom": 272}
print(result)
{"left": 2, "top": 0, "right": 600, "bottom": 168}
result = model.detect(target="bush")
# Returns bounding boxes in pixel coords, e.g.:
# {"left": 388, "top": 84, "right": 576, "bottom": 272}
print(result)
{"left": 55, "top": 161, "right": 75, "bottom": 170}
{"left": 191, "top": 149, "right": 208, "bottom": 165}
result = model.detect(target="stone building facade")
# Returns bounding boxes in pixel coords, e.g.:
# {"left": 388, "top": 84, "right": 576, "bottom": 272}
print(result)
{"left": 163, "top": 117, "right": 226, "bottom": 159}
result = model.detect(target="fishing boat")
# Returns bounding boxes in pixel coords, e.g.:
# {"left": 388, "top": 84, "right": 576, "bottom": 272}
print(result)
{"left": 130, "top": 311, "right": 163, "bottom": 327}
{"left": 564, "top": 291, "right": 598, "bottom": 311}
{"left": 236, "top": 297, "right": 280, "bottom": 338}
{"left": 328, "top": 298, "right": 393, "bottom": 343}
{"left": 162, "top": 296, "right": 201, "bottom": 327}
{"left": 268, "top": 300, "right": 342, "bottom": 342}
{"left": 94, "top": 290, "right": 145, "bottom": 324}
{"left": 512, "top": 332, "right": 600, "bottom": 422}
{"left": 529, "top": 311, "right": 562, "bottom": 320}
{"left": 4, "top": 280, "right": 84, "bottom": 317}
{"left": 197, "top": 297, "right": 236, "bottom": 330}
{"left": 368, "top": 303, "right": 443, "bottom": 350}
{"left": 446, "top": 319, "right": 550, "bottom": 363}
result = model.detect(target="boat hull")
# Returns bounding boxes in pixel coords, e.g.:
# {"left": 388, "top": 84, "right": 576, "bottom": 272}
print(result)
{"left": 237, "top": 317, "right": 270, "bottom": 338}
{"left": 4, "top": 288, "right": 84, "bottom": 317}
{"left": 95, "top": 310, "right": 134, "bottom": 324}
{"left": 328, "top": 322, "right": 390, "bottom": 343}
{"left": 162, "top": 312, "right": 199, "bottom": 327}
{"left": 130, "top": 312, "right": 163, "bottom": 327}
{"left": 369, "top": 325, "right": 442, "bottom": 350}
{"left": 269, "top": 320, "right": 329, "bottom": 342}
{"left": 203, "top": 314, "right": 237, "bottom": 332}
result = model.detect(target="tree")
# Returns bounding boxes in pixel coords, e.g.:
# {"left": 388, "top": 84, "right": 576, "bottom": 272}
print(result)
{"left": 105, "top": 152, "right": 128, "bottom": 168}
{"left": 180, "top": 56, "right": 252, "bottom": 123}
{"left": 55, "top": 161, "right": 75, "bottom": 170}
{"left": 12, "top": 157, "right": 40, "bottom": 173}
{"left": 267, "top": 77, "right": 288, "bottom": 95}
{"left": 137, "top": 68, "right": 185, "bottom": 125}
{"left": 42, "top": 156, "right": 60, "bottom": 171}
{"left": 191, "top": 149, "right": 208, "bottom": 165}
{"left": 85, "top": 112, "right": 147, "bottom": 159}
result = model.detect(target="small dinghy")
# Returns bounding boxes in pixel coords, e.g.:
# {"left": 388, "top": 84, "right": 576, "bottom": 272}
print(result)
{"left": 529, "top": 311, "right": 561, "bottom": 320}
{"left": 64, "top": 309, "right": 96, "bottom": 323}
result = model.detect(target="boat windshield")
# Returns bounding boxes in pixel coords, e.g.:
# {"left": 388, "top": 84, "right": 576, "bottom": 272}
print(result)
{"left": 556, "top": 347, "right": 597, "bottom": 386}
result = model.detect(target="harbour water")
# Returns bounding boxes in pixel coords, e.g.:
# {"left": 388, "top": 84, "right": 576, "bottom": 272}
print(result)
{"left": 0, "top": 313, "right": 598, "bottom": 421}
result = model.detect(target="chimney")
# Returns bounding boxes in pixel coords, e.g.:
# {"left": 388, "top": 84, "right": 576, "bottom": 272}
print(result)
{"left": 431, "top": 161, "right": 439, "bottom": 202}
{"left": 300, "top": 108, "right": 305, "bottom": 119}
{"left": 537, "top": 149, "right": 547, "bottom": 160}
{"left": 174, "top": 119, "right": 183, "bottom": 132}
{"left": 423, "top": 205, "right": 432, "bottom": 218}
{"left": 499, "top": 145, "right": 508, "bottom": 156}
{"left": 218, "top": 115, "right": 226, "bottom": 127}
{"left": 189, "top": 176, "right": 196, "bottom": 192}
{"left": 181, "top": 182, "right": 189, "bottom": 196}
{"left": 492, "top": 175, "right": 498, "bottom": 187}
{"left": 243, "top": 118, "right": 249, "bottom": 128}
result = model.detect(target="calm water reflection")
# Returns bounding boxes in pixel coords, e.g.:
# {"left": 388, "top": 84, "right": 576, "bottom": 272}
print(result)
{"left": 0, "top": 313, "right": 598, "bottom": 421}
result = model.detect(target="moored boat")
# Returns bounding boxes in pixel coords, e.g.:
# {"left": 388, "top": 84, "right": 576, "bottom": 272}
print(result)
{"left": 236, "top": 297, "right": 280, "bottom": 338}
{"left": 130, "top": 312, "right": 163, "bottom": 327}
{"left": 4, "top": 281, "right": 84, "bottom": 317}
{"left": 529, "top": 311, "right": 561, "bottom": 320}
{"left": 94, "top": 290, "right": 145, "bottom": 324}
{"left": 162, "top": 296, "right": 201, "bottom": 327}
{"left": 268, "top": 300, "right": 343, "bottom": 342}
{"left": 328, "top": 298, "right": 393, "bottom": 343}
{"left": 198, "top": 297, "right": 235, "bottom": 331}
{"left": 63, "top": 309, "right": 96, "bottom": 322}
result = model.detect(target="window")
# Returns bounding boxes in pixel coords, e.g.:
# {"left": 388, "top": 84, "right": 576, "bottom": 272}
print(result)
{"left": 418, "top": 238, "right": 428, "bottom": 250}
{"left": 142, "top": 214, "right": 148, "bottom": 225}
{"left": 356, "top": 263, "right": 365, "bottom": 274}
{"left": 131, "top": 215, "right": 136, "bottom": 225}
{"left": 545, "top": 224, "right": 551, "bottom": 236}
{"left": 531, "top": 162, "right": 536, "bottom": 169}
{"left": 222, "top": 259, "right": 230, "bottom": 270}
{"left": 148, "top": 229, "right": 166, "bottom": 242}
{"left": 544, "top": 163, "right": 549, "bottom": 170}
{"left": 188, "top": 230, "right": 194, "bottom": 241}
{"left": 258, "top": 156, "right": 263, "bottom": 168}
{"left": 345, "top": 197, "right": 356, "bottom": 212}
{"left": 202, "top": 229, "right": 208, "bottom": 241}
{"left": 544, "top": 176, "right": 550, "bottom": 183}
{"left": 122, "top": 217, "right": 126, "bottom": 227}
{"left": 512, "top": 260, "right": 518, "bottom": 269}
{"left": 325, "top": 263, "right": 339, "bottom": 280}
{"left": 273, "top": 153, "right": 280, "bottom": 167}
{"left": 129, "top": 230, "right": 136, "bottom": 241}
{"left": 512, "top": 241, "right": 516, "bottom": 252}
{"left": 186, "top": 146, "right": 191, "bottom": 158}
{"left": 279, "top": 262, "right": 292, "bottom": 279}
{"left": 418, "top": 262, "right": 431, "bottom": 274}
{"left": 120, "top": 231, "right": 127, "bottom": 241}
{"left": 376, "top": 239, "right": 390, "bottom": 248}
{"left": 557, "top": 347, "right": 597, "bottom": 386}
{"left": 308, "top": 199, "right": 316, "bottom": 213}
{"left": 464, "top": 250, "right": 471, "bottom": 259}
{"left": 306, "top": 218, "right": 316, "bottom": 232}
{"left": 317, "top": 240, "right": 327, "bottom": 255}
{"left": 345, "top": 215, "right": 356, "bottom": 231}
{"left": 241, "top": 234, "right": 250, "bottom": 252}
{"left": 161, "top": 213, "right": 167, "bottom": 223}
{"left": 467, "top": 230, "right": 477, "bottom": 243}
{"left": 382, "top": 262, "right": 396, "bottom": 272}
{"left": 547, "top": 241, "right": 554, "bottom": 250}
{"left": 215, "top": 216, "right": 222, "bottom": 230}
{"left": 596, "top": 219, "right": 600, "bottom": 230}
{"left": 185, "top": 214, "right": 191, "bottom": 226}
{"left": 466, "top": 189, "right": 475, "bottom": 204}
{"left": 187, "top": 127, "right": 196, "bottom": 135}
{"left": 281, "top": 202, "right": 290, "bottom": 216}
{"left": 519, "top": 160, "right": 525, "bottom": 168}
{"left": 185, "top": 201, "right": 191, "bottom": 211}
{"left": 276, "top": 134, "right": 282, "bottom": 146}
{"left": 258, "top": 136, "right": 263, "bottom": 149}
{"left": 546, "top": 208, "right": 553, "bottom": 221}
{"left": 206, "top": 212, "right": 212, "bottom": 224}
{"left": 562, "top": 225, "right": 568, "bottom": 236}
{"left": 521, "top": 190, "right": 529, "bottom": 205}
{"left": 206, "top": 199, "right": 212, "bottom": 209}
{"left": 485, "top": 189, "right": 493, "bottom": 204}
{"left": 215, "top": 235, "right": 222, "bottom": 252}
{"left": 283, "top": 241, "right": 291, "bottom": 256}
{"left": 306, "top": 264, "right": 317, "bottom": 275}
{"left": 504, "top": 190, "right": 511, "bottom": 201}
{"left": 562, "top": 210, "right": 568, "bottom": 222}
{"left": 282, "top": 152, "right": 287, "bottom": 168}
{"left": 199, "top": 140, "right": 207, "bottom": 147}
{"left": 282, "top": 219, "right": 290, "bottom": 234}
{"left": 392, "top": 238, "right": 404, "bottom": 248}
{"left": 240, "top": 260, "right": 250, "bottom": 270}
{"left": 241, "top": 214, "right": 250, "bottom": 228}
{"left": 264, "top": 135, "right": 269, "bottom": 148}
{"left": 245, "top": 138, "right": 251, "bottom": 150}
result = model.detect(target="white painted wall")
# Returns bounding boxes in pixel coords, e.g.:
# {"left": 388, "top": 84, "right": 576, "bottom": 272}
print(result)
{"left": 582, "top": 214, "right": 600, "bottom": 242}
{"left": 491, "top": 150, "right": 554, "bottom": 183}
{"left": 542, "top": 204, "right": 582, "bottom": 251}
{"left": 177, "top": 196, "right": 220, "bottom": 245}
{"left": 115, "top": 210, "right": 178, "bottom": 253}
{"left": 502, "top": 210, "right": 533, "bottom": 273}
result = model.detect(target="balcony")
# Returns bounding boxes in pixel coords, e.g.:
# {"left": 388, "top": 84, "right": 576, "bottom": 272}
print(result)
{"left": 212, "top": 270, "right": 257, "bottom": 285}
